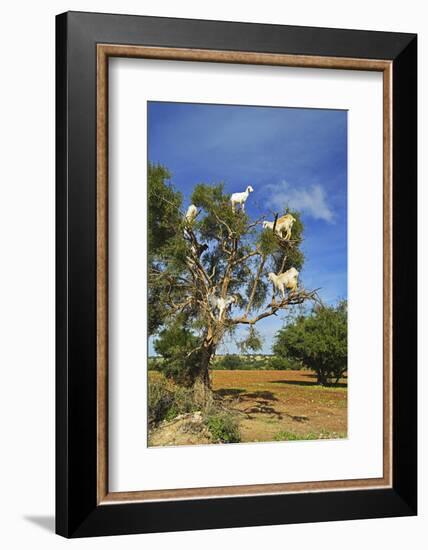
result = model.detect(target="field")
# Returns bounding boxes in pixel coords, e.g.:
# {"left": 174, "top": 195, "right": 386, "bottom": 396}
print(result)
{"left": 212, "top": 370, "right": 347, "bottom": 442}
{"left": 149, "top": 369, "right": 347, "bottom": 445}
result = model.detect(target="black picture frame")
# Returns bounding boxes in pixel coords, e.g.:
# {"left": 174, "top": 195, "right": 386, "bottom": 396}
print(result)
{"left": 56, "top": 11, "right": 417, "bottom": 538}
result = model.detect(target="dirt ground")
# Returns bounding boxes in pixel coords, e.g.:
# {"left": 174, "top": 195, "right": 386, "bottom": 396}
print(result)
{"left": 149, "top": 412, "right": 213, "bottom": 447}
{"left": 149, "top": 369, "right": 347, "bottom": 445}
{"left": 212, "top": 369, "right": 347, "bottom": 442}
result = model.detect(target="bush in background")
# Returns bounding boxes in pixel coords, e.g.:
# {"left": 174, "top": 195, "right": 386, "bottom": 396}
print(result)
{"left": 274, "top": 300, "right": 347, "bottom": 386}
{"left": 214, "top": 354, "right": 242, "bottom": 370}
{"left": 212, "top": 354, "right": 302, "bottom": 370}
{"left": 269, "top": 356, "right": 302, "bottom": 370}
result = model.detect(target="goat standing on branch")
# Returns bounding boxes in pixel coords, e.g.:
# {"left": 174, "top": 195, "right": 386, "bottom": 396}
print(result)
{"left": 263, "top": 213, "right": 296, "bottom": 240}
{"left": 184, "top": 204, "right": 198, "bottom": 225}
{"left": 268, "top": 268, "right": 299, "bottom": 299}
{"left": 230, "top": 185, "right": 254, "bottom": 213}
{"left": 209, "top": 295, "right": 238, "bottom": 320}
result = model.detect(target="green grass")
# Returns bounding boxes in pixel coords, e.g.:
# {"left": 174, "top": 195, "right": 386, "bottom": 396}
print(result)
{"left": 274, "top": 430, "right": 347, "bottom": 441}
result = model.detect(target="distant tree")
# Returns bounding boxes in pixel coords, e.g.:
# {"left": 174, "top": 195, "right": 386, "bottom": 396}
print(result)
{"left": 214, "top": 354, "right": 242, "bottom": 370}
{"left": 148, "top": 162, "right": 319, "bottom": 405}
{"left": 268, "top": 356, "right": 302, "bottom": 370}
{"left": 273, "top": 301, "right": 347, "bottom": 386}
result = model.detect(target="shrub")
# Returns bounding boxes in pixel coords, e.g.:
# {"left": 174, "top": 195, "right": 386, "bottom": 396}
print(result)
{"left": 164, "top": 385, "right": 197, "bottom": 420}
{"left": 148, "top": 357, "right": 163, "bottom": 371}
{"left": 268, "top": 356, "right": 302, "bottom": 370}
{"left": 148, "top": 378, "right": 174, "bottom": 426}
{"left": 274, "top": 301, "right": 347, "bottom": 386}
{"left": 148, "top": 378, "right": 198, "bottom": 426}
{"left": 204, "top": 410, "right": 241, "bottom": 443}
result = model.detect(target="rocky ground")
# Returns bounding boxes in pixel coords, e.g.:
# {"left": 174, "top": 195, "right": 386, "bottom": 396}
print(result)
{"left": 148, "top": 412, "right": 213, "bottom": 447}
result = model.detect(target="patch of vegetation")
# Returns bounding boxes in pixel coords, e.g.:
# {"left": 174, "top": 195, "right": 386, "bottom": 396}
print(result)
{"left": 148, "top": 356, "right": 162, "bottom": 371}
{"left": 153, "top": 318, "right": 205, "bottom": 387}
{"left": 204, "top": 409, "right": 241, "bottom": 443}
{"left": 274, "top": 430, "right": 346, "bottom": 441}
{"left": 268, "top": 356, "right": 302, "bottom": 370}
{"left": 274, "top": 301, "right": 347, "bottom": 386}
{"left": 214, "top": 354, "right": 243, "bottom": 370}
{"left": 212, "top": 354, "right": 302, "bottom": 371}
{"left": 148, "top": 377, "right": 197, "bottom": 426}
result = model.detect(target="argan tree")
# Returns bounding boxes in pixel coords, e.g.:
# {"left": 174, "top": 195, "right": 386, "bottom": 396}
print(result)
{"left": 273, "top": 301, "right": 347, "bottom": 386}
{"left": 148, "top": 162, "right": 319, "bottom": 406}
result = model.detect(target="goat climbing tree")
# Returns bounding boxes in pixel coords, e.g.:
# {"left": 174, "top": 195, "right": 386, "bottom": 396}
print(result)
{"left": 148, "top": 162, "right": 320, "bottom": 406}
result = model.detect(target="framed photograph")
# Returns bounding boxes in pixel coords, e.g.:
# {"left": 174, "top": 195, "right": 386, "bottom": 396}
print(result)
{"left": 56, "top": 11, "right": 417, "bottom": 538}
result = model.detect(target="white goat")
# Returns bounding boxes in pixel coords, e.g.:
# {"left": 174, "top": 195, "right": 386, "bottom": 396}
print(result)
{"left": 209, "top": 295, "right": 237, "bottom": 320}
{"left": 263, "top": 214, "right": 296, "bottom": 240}
{"left": 262, "top": 221, "right": 274, "bottom": 230}
{"left": 184, "top": 204, "right": 198, "bottom": 224}
{"left": 268, "top": 268, "right": 299, "bottom": 299}
{"left": 230, "top": 186, "right": 254, "bottom": 213}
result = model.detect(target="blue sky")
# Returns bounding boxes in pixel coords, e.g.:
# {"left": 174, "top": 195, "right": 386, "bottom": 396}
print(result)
{"left": 148, "top": 101, "right": 347, "bottom": 354}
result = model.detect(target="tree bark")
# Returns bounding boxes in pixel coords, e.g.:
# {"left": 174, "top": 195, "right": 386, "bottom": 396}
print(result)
{"left": 193, "top": 339, "right": 215, "bottom": 409}
{"left": 316, "top": 370, "right": 328, "bottom": 386}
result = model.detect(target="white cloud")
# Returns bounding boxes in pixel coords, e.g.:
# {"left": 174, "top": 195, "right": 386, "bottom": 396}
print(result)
{"left": 265, "top": 180, "right": 334, "bottom": 223}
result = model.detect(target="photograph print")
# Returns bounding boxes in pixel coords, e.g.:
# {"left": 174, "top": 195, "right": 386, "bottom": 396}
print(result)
{"left": 147, "top": 101, "right": 347, "bottom": 447}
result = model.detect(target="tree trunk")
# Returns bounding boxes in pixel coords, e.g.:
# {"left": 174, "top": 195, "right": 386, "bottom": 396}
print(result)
{"left": 316, "top": 370, "right": 328, "bottom": 386}
{"left": 193, "top": 339, "right": 215, "bottom": 409}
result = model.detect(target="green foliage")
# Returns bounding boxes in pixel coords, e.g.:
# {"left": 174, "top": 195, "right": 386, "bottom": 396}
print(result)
{"left": 204, "top": 410, "right": 241, "bottom": 443}
{"left": 147, "top": 378, "right": 174, "bottom": 426}
{"left": 269, "top": 356, "right": 302, "bottom": 370}
{"left": 153, "top": 318, "right": 204, "bottom": 387}
{"left": 214, "top": 354, "right": 242, "bottom": 370}
{"left": 274, "top": 430, "right": 346, "bottom": 441}
{"left": 148, "top": 377, "right": 197, "bottom": 426}
{"left": 258, "top": 228, "right": 278, "bottom": 257}
{"left": 238, "top": 326, "right": 263, "bottom": 353}
{"left": 148, "top": 162, "right": 182, "bottom": 255}
{"left": 147, "top": 163, "right": 185, "bottom": 334}
{"left": 212, "top": 354, "right": 284, "bottom": 370}
{"left": 191, "top": 183, "right": 249, "bottom": 241}
{"left": 273, "top": 301, "right": 348, "bottom": 386}
{"left": 163, "top": 385, "right": 198, "bottom": 421}
{"left": 148, "top": 357, "right": 161, "bottom": 371}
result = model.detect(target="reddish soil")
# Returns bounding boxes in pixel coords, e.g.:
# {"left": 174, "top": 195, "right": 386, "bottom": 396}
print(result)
{"left": 212, "top": 370, "right": 347, "bottom": 442}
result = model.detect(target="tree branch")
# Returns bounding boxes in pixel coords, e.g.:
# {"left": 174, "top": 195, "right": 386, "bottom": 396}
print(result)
{"left": 212, "top": 210, "right": 234, "bottom": 238}
{"left": 246, "top": 216, "right": 265, "bottom": 232}
{"left": 233, "top": 249, "right": 261, "bottom": 266}
{"left": 245, "top": 256, "right": 266, "bottom": 315}
{"left": 233, "top": 288, "right": 321, "bottom": 325}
